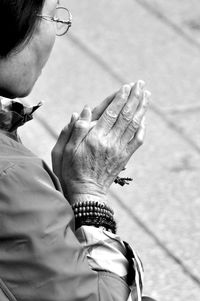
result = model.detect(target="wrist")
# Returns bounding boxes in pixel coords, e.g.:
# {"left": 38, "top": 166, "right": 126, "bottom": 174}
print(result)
{"left": 62, "top": 179, "right": 107, "bottom": 204}
{"left": 68, "top": 193, "right": 108, "bottom": 206}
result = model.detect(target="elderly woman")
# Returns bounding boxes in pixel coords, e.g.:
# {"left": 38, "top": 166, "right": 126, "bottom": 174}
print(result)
{"left": 0, "top": 1, "right": 153, "bottom": 301}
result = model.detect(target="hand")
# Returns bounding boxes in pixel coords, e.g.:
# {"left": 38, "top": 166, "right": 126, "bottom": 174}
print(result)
{"left": 52, "top": 86, "right": 121, "bottom": 183}
{"left": 52, "top": 81, "right": 150, "bottom": 203}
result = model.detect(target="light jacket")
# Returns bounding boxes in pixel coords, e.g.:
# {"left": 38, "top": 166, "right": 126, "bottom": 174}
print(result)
{"left": 0, "top": 99, "right": 142, "bottom": 301}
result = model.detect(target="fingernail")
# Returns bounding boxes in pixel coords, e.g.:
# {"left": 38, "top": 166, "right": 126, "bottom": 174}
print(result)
{"left": 81, "top": 105, "right": 90, "bottom": 112}
{"left": 80, "top": 105, "right": 89, "bottom": 115}
{"left": 138, "top": 80, "right": 145, "bottom": 89}
{"left": 122, "top": 84, "right": 131, "bottom": 96}
{"left": 84, "top": 104, "right": 90, "bottom": 110}
{"left": 80, "top": 105, "right": 91, "bottom": 120}
{"left": 135, "top": 80, "right": 145, "bottom": 98}
{"left": 70, "top": 112, "right": 78, "bottom": 123}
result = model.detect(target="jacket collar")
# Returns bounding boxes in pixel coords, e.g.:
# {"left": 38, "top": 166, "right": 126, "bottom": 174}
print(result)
{"left": 0, "top": 98, "right": 41, "bottom": 141}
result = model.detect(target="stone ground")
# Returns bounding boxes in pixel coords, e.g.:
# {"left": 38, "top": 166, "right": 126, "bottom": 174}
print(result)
{"left": 19, "top": 1, "right": 200, "bottom": 300}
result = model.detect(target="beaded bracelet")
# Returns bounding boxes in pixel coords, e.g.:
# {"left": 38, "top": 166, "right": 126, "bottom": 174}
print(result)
{"left": 72, "top": 201, "right": 117, "bottom": 234}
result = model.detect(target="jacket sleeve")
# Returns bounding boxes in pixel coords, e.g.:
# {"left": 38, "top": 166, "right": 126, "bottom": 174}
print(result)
{"left": 0, "top": 158, "right": 131, "bottom": 301}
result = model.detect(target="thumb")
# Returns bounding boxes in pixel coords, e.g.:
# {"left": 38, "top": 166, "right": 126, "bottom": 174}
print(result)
{"left": 80, "top": 104, "right": 91, "bottom": 121}
{"left": 68, "top": 105, "right": 92, "bottom": 147}
{"left": 52, "top": 112, "right": 79, "bottom": 176}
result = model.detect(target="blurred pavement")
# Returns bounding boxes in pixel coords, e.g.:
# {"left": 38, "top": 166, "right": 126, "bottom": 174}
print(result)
{"left": 20, "top": 1, "right": 200, "bottom": 300}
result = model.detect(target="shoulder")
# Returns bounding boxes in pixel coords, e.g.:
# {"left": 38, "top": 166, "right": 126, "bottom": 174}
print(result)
{"left": 0, "top": 131, "right": 37, "bottom": 159}
{"left": 0, "top": 131, "right": 62, "bottom": 194}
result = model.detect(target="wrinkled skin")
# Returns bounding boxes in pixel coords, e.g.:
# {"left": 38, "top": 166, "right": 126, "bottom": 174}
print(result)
{"left": 52, "top": 81, "right": 150, "bottom": 204}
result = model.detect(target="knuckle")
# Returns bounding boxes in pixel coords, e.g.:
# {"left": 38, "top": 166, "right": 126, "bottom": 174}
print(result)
{"left": 142, "top": 98, "right": 149, "bottom": 111}
{"left": 133, "top": 116, "right": 140, "bottom": 125}
{"left": 100, "top": 136, "right": 113, "bottom": 151}
{"left": 142, "top": 99, "right": 148, "bottom": 109}
{"left": 118, "top": 84, "right": 131, "bottom": 99}
{"left": 103, "top": 109, "right": 117, "bottom": 126}
{"left": 86, "top": 130, "right": 100, "bottom": 148}
{"left": 74, "top": 119, "right": 89, "bottom": 129}
{"left": 108, "top": 147, "right": 119, "bottom": 161}
{"left": 105, "top": 109, "right": 118, "bottom": 119}
{"left": 129, "top": 119, "right": 140, "bottom": 131}
{"left": 121, "top": 105, "right": 132, "bottom": 121}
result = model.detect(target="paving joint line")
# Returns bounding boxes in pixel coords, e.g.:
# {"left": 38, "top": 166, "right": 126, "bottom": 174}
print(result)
{"left": 35, "top": 114, "right": 58, "bottom": 139}
{"left": 163, "top": 104, "right": 200, "bottom": 114}
{"left": 135, "top": 0, "right": 200, "bottom": 52}
{"left": 110, "top": 189, "right": 200, "bottom": 288}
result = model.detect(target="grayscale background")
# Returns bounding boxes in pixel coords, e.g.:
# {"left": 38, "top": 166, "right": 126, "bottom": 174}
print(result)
{"left": 20, "top": 1, "right": 200, "bottom": 300}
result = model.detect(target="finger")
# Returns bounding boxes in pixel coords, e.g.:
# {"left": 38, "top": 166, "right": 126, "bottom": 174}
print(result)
{"left": 127, "top": 116, "right": 146, "bottom": 154}
{"left": 92, "top": 92, "right": 116, "bottom": 121}
{"left": 95, "top": 84, "right": 132, "bottom": 135}
{"left": 52, "top": 112, "right": 79, "bottom": 176}
{"left": 120, "top": 89, "right": 150, "bottom": 145}
{"left": 133, "top": 90, "right": 151, "bottom": 124}
{"left": 110, "top": 80, "right": 145, "bottom": 138}
{"left": 68, "top": 105, "right": 92, "bottom": 147}
{"left": 133, "top": 80, "right": 145, "bottom": 99}
{"left": 79, "top": 104, "right": 91, "bottom": 120}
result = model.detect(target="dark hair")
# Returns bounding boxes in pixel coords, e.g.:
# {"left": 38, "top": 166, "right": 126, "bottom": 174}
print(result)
{"left": 0, "top": 0, "right": 45, "bottom": 57}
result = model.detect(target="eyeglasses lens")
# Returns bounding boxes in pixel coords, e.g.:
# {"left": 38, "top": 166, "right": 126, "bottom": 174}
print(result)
{"left": 55, "top": 7, "right": 71, "bottom": 36}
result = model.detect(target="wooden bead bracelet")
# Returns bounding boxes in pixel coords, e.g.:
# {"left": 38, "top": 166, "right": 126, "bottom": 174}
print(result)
{"left": 72, "top": 201, "right": 116, "bottom": 233}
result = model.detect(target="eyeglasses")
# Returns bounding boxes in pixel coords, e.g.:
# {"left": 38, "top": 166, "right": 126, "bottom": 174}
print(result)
{"left": 37, "top": 6, "right": 72, "bottom": 36}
